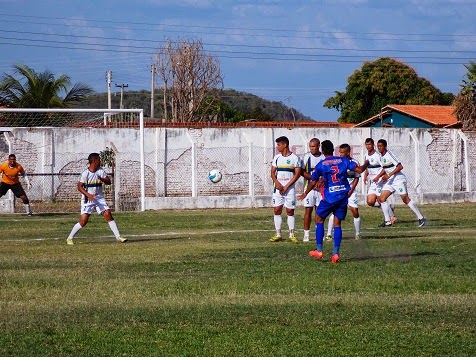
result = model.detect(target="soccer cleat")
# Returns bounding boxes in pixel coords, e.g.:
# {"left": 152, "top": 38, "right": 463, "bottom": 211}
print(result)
{"left": 355, "top": 234, "right": 361, "bottom": 240}
{"left": 66, "top": 237, "right": 74, "bottom": 246}
{"left": 378, "top": 221, "right": 392, "bottom": 227}
{"left": 418, "top": 217, "right": 426, "bottom": 227}
{"left": 116, "top": 236, "right": 128, "bottom": 243}
{"left": 390, "top": 216, "right": 398, "bottom": 224}
{"left": 324, "top": 234, "right": 332, "bottom": 242}
{"left": 289, "top": 236, "right": 298, "bottom": 243}
{"left": 303, "top": 236, "right": 310, "bottom": 242}
{"left": 269, "top": 236, "right": 283, "bottom": 242}
{"left": 309, "top": 250, "right": 323, "bottom": 259}
{"left": 26, "top": 212, "right": 33, "bottom": 216}
{"left": 331, "top": 254, "right": 340, "bottom": 264}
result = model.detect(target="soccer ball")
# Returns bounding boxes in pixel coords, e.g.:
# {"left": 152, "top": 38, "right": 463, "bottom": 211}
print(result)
{"left": 208, "top": 169, "right": 222, "bottom": 183}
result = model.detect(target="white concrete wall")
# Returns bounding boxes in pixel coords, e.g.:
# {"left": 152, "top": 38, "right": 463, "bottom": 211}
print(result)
{"left": 1, "top": 126, "right": 474, "bottom": 212}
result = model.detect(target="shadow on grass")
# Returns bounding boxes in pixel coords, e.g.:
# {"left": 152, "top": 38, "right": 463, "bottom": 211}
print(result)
{"left": 362, "top": 231, "right": 433, "bottom": 240}
{"left": 346, "top": 251, "right": 439, "bottom": 262}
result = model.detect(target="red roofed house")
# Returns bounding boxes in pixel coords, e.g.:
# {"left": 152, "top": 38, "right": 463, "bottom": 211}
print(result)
{"left": 353, "top": 105, "right": 461, "bottom": 129}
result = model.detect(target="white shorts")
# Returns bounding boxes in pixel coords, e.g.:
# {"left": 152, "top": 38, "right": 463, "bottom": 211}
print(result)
{"left": 302, "top": 189, "right": 322, "bottom": 208}
{"left": 272, "top": 187, "right": 296, "bottom": 209}
{"left": 81, "top": 196, "right": 110, "bottom": 215}
{"left": 382, "top": 180, "right": 408, "bottom": 195}
{"left": 348, "top": 190, "right": 358, "bottom": 208}
{"left": 367, "top": 181, "right": 383, "bottom": 196}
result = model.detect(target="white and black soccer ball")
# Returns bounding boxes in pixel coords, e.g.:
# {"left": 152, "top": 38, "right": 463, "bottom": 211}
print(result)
{"left": 208, "top": 169, "right": 222, "bottom": 183}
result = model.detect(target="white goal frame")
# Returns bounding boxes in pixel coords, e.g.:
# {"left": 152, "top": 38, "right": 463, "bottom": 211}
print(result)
{"left": 0, "top": 108, "right": 146, "bottom": 212}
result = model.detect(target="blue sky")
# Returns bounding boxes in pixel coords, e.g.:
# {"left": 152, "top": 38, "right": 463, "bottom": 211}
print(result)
{"left": 0, "top": 0, "right": 475, "bottom": 121}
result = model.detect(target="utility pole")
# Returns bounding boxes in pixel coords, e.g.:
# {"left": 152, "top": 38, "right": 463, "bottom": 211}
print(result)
{"left": 106, "top": 71, "right": 112, "bottom": 109}
{"left": 115, "top": 83, "right": 129, "bottom": 109}
{"left": 150, "top": 64, "right": 155, "bottom": 120}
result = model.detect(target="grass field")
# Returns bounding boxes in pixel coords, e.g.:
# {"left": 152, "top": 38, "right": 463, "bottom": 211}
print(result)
{"left": 1, "top": 203, "right": 475, "bottom": 356}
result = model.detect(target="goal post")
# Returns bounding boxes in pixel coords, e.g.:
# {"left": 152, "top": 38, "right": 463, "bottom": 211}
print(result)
{"left": 0, "top": 108, "right": 145, "bottom": 213}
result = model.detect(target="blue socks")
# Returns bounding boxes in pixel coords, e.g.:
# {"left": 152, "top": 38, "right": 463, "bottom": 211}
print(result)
{"left": 316, "top": 222, "right": 324, "bottom": 251}
{"left": 333, "top": 226, "right": 342, "bottom": 255}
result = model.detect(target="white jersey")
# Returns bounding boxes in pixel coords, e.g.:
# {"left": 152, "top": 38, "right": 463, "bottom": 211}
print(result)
{"left": 365, "top": 150, "right": 382, "bottom": 181}
{"left": 380, "top": 149, "right": 406, "bottom": 184}
{"left": 272, "top": 152, "right": 301, "bottom": 188}
{"left": 79, "top": 167, "right": 107, "bottom": 204}
{"left": 346, "top": 158, "right": 361, "bottom": 184}
{"left": 301, "top": 151, "right": 325, "bottom": 189}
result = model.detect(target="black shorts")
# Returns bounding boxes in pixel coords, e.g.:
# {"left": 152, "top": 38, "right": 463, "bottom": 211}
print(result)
{"left": 0, "top": 182, "right": 26, "bottom": 198}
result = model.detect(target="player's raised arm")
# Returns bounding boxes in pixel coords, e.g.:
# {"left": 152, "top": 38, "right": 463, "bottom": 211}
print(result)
{"left": 353, "top": 159, "right": 370, "bottom": 174}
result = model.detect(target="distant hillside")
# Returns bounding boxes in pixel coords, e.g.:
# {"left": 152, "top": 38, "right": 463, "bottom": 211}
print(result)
{"left": 76, "top": 89, "right": 313, "bottom": 122}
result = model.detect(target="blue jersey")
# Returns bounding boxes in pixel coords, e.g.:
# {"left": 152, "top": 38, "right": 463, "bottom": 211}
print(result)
{"left": 310, "top": 156, "right": 357, "bottom": 203}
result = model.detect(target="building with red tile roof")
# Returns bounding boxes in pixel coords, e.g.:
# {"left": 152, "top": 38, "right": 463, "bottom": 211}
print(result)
{"left": 353, "top": 105, "right": 460, "bottom": 128}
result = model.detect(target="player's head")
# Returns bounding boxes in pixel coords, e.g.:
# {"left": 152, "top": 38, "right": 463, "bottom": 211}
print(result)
{"left": 7, "top": 154, "right": 16, "bottom": 166}
{"left": 339, "top": 143, "right": 351, "bottom": 158}
{"left": 88, "top": 153, "right": 100, "bottom": 164}
{"left": 321, "top": 140, "right": 334, "bottom": 156}
{"left": 365, "top": 138, "right": 375, "bottom": 152}
{"left": 377, "top": 139, "right": 387, "bottom": 154}
{"left": 309, "top": 138, "right": 320, "bottom": 154}
{"left": 275, "top": 136, "right": 289, "bottom": 147}
{"left": 275, "top": 136, "right": 289, "bottom": 153}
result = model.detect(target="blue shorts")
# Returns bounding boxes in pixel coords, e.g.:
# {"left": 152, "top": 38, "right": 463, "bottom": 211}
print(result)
{"left": 316, "top": 198, "right": 348, "bottom": 221}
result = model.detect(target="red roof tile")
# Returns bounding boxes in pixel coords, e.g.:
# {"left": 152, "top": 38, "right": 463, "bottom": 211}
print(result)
{"left": 386, "top": 105, "right": 458, "bottom": 127}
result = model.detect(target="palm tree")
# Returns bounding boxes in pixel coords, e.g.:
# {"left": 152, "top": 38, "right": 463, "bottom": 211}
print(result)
{"left": 454, "top": 61, "right": 476, "bottom": 130}
{"left": 0, "top": 64, "right": 93, "bottom": 108}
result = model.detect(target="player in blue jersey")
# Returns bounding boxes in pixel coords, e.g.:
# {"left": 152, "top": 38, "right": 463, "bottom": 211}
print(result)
{"left": 373, "top": 139, "right": 426, "bottom": 227}
{"left": 298, "top": 140, "right": 369, "bottom": 263}
{"left": 326, "top": 143, "right": 362, "bottom": 240}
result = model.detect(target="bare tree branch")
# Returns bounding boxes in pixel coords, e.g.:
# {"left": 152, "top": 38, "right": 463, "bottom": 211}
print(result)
{"left": 153, "top": 38, "right": 223, "bottom": 122}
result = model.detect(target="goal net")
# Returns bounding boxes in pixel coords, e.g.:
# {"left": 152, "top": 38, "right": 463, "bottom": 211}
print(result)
{"left": 0, "top": 108, "right": 145, "bottom": 214}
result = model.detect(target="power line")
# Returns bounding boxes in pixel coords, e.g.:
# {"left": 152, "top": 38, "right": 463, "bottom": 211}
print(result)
{"left": 1, "top": 28, "right": 476, "bottom": 54}
{"left": 0, "top": 37, "right": 472, "bottom": 65}
{"left": 1, "top": 12, "right": 476, "bottom": 40}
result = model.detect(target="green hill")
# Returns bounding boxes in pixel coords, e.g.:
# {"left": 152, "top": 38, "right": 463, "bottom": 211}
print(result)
{"left": 76, "top": 89, "right": 313, "bottom": 122}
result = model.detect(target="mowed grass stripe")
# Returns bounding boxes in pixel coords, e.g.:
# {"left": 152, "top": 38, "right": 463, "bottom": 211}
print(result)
{"left": 1, "top": 204, "right": 475, "bottom": 355}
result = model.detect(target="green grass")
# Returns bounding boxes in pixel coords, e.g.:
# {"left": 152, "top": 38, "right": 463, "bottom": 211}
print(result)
{"left": 1, "top": 204, "right": 475, "bottom": 356}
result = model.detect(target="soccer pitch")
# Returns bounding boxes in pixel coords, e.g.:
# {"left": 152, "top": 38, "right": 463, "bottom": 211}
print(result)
{"left": 1, "top": 204, "right": 475, "bottom": 356}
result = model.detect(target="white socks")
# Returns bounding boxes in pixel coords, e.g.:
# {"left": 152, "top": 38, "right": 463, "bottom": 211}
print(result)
{"left": 354, "top": 217, "right": 361, "bottom": 235}
{"left": 108, "top": 220, "right": 121, "bottom": 239}
{"left": 287, "top": 215, "right": 295, "bottom": 232}
{"left": 68, "top": 222, "right": 82, "bottom": 239}
{"left": 274, "top": 215, "right": 282, "bottom": 232}
{"left": 380, "top": 201, "right": 390, "bottom": 222}
{"left": 327, "top": 214, "right": 334, "bottom": 236}
{"left": 407, "top": 200, "right": 424, "bottom": 220}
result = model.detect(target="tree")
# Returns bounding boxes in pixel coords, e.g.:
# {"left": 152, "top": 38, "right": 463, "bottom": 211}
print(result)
{"left": 153, "top": 38, "right": 223, "bottom": 122}
{"left": 0, "top": 64, "right": 93, "bottom": 108}
{"left": 454, "top": 61, "right": 476, "bottom": 130}
{"left": 324, "top": 57, "right": 454, "bottom": 124}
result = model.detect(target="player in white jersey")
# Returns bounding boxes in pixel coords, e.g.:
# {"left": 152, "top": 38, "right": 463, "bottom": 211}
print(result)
{"left": 326, "top": 144, "right": 362, "bottom": 240}
{"left": 270, "top": 136, "right": 301, "bottom": 242}
{"left": 66, "top": 153, "right": 127, "bottom": 245}
{"left": 300, "top": 138, "right": 325, "bottom": 242}
{"left": 363, "top": 137, "right": 397, "bottom": 227}
{"left": 373, "top": 139, "right": 426, "bottom": 227}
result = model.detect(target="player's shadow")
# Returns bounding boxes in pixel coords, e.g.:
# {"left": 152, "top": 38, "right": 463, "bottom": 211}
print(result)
{"left": 346, "top": 251, "right": 439, "bottom": 262}
{"left": 361, "top": 231, "right": 433, "bottom": 240}
{"left": 29, "top": 212, "right": 73, "bottom": 217}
